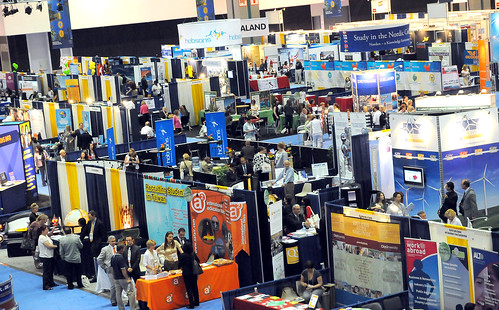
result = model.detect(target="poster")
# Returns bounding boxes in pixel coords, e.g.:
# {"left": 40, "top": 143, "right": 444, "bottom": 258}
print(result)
{"left": 19, "top": 121, "right": 37, "bottom": 201}
{"left": 428, "top": 44, "right": 452, "bottom": 67}
{"left": 405, "top": 238, "right": 440, "bottom": 310}
{"left": 55, "top": 108, "right": 71, "bottom": 134}
{"left": 490, "top": 13, "right": 499, "bottom": 62}
{"left": 140, "top": 67, "right": 153, "bottom": 93}
{"left": 442, "top": 65, "right": 460, "bottom": 91}
{"left": 106, "top": 127, "right": 116, "bottom": 160}
{"left": 333, "top": 112, "right": 352, "bottom": 180}
{"left": 190, "top": 189, "right": 249, "bottom": 262}
{"left": 0, "top": 126, "right": 24, "bottom": 181}
{"left": 324, "top": 0, "right": 341, "bottom": 17}
{"left": 205, "top": 112, "right": 228, "bottom": 158}
{"left": 143, "top": 180, "right": 189, "bottom": 245}
{"left": 371, "top": 0, "right": 390, "bottom": 13}
{"left": 331, "top": 212, "right": 404, "bottom": 299}
{"left": 155, "top": 119, "right": 176, "bottom": 166}
{"left": 48, "top": 0, "right": 73, "bottom": 48}
{"left": 178, "top": 19, "right": 242, "bottom": 49}
{"left": 82, "top": 111, "right": 91, "bottom": 135}
{"left": 464, "top": 42, "right": 479, "bottom": 72}
{"left": 269, "top": 200, "right": 284, "bottom": 280}
{"left": 27, "top": 109, "right": 47, "bottom": 139}
{"left": 340, "top": 24, "right": 410, "bottom": 53}
{"left": 439, "top": 243, "right": 472, "bottom": 309}
{"left": 472, "top": 248, "right": 499, "bottom": 309}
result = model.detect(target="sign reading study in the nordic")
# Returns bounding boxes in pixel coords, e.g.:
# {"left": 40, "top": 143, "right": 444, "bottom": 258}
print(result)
{"left": 341, "top": 24, "right": 410, "bottom": 53}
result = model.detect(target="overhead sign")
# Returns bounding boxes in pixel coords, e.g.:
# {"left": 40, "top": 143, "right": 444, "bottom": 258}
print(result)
{"left": 196, "top": 0, "right": 215, "bottom": 21}
{"left": 48, "top": 0, "right": 73, "bottom": 49}
{"left": 371, "top": 0, "right": 391, "bottom": 14}
{"left": 241, "top": 18, "right": 269, "bottom": 38}
{"left": 340, "top": 24, "right": 410, "bottom": 53}
{"left": 178, "top": 19, "right": 242, "bottom": 49}
{"left": 324, "top": 0, "right": 342, "bottom": 17}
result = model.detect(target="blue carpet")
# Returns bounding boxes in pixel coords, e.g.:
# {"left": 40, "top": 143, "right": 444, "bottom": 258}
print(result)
{"left": 0, "top": 263, "right": 222, "bottom": 310}
{"left": 262, "top": 133, "right": 333, "bottom": 149}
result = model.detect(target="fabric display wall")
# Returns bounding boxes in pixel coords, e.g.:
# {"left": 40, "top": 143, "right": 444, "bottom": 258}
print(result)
{"left": 42, "top": 101, "right": 61, "bottom": 138}
{"left": 78, "top": 75, "right": 97, "bottom": 103}
{"left": 176, "top": 79, "right": 211, "bottom": 125}
{"left": 351, "top": 69, "right": 397, "bottom": 111}
{"left": 100, "top": 75, "right": 120, "bottom": 104}
{"left": 101, "top": 106, "right": 125, "bottom": 144}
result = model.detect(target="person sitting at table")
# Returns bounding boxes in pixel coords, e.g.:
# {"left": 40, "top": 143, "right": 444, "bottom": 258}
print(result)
{"left": 236, "top": 157, "right": 253, "bottom": 180}
{"left": 300, "top": 260, "right": 324, "bottom": 306}
{"left": 250, "top": 100, "right": 260, "bottom": 117}
{"left": 159, "top": 107, "right": 170, "bottom": 119}
{"left": 157, "top": 231, "right": 183, "bottom": 271}
{"left": 286, "top": 204, "right": 310, "bottom": 234}
{"left": 227, "top": 150, "right": 240, "bottom": 167}
{"left": 275, "top": 142, "right": 288, "bottom": 169}
{"left": 140, "top": 121, "right": 154, "bottom": 139}
{"left": 243, "top": 117, "right": 257, "bottom": 141}
{"left": 180, "top": 153, "right": 194, "bottom": 181}
{"left": 369, "top": 192, "right": 387, "bottom": 213}
{"left": 201, "top": 157, "right": 213, "bottom": 173}
{"left": 198, "top": 119, "right": 207, "bottom": 138}
{"left": 178, "top": 243, "right": 200, "bottom": 309}
{"left": 386, "top": 191, "right": 408, "bottom": 216}
{"left": 88, "top": 143, "right": 99, "bottom": 160}
{"left": 241, "top": 140, "right": 255, "bottom": 161}
{"left": 77, "top": 150, "right": 88, "bottom": 162}
{"left": 142, "top": 240, "right": 161, "bottom": 275}
{"left": 445, "top": 209, "right": 463, "bottom": 226}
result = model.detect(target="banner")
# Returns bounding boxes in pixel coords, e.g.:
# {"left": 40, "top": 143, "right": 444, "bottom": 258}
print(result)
{"left": 340, "top": 24, "right": 410, "bottom": 53}
{"left": 371, "top": 0, "right": 391, "bottom": 13}
{"left": 55, "top": 108, "right": 71, "bottom": 134}
{"left": 464, "top": 42, "right": 479, "bottom": 72}
{"left": 27, "top": 109, "right": 47, "bottom": 139}
{"left": 155, "top": 119, "right": 176, "bottom": 166}
{"left": 241, "top": 18, "right": 269, "bottom": 38}
{"left": 441, "top": 65, "right": 460, "bottom": 91}
{"left": 190, "top": 189, "right": 249, "bottom": 262}
{"left": 82, "top": 111, "right": 91, "bottom": 135}
{"left": 143, "top": 179, "right": 189, "bottom": 244}
{"left": 19, "top": 121, "right": 37, "bottom": 201}
{"left": 398, "top": 61, "right": 442, "bottom": 92}
{"left": 490, "top": 13, "right": 499, "bottom": 62}
{"left": 205, "top": 112, "right": 228, "bottom": 158}
{"left": 324, "top": 0, "right": 342, "bottom": 17}
{"left": 269, "top": 200, "right": 284, "bottom": 280}
{"left": 331, "top": 212, "right": 404, "bottom": 299}
{"left": 405, "top": 238, "right": 440, "bottom": 310}
{"left": 472, "top": 248, "right": 499, "bottom": 308}
{"left": 178, "top": 19, "right": 242, "bottom": 49}
{"left": 106, "top": 127, "right": 116, "bottom": 160}
{"left": 48, "top": 0, "right": 73, "bottom": 49}
{"left": 196, "top": 0, "right": 215, "bottom": 21}
{"left": 478, "top": 39, "right": 490, "bottom": 93}
{"left": 440, "top": 243, "right": 472, "bottom": 308}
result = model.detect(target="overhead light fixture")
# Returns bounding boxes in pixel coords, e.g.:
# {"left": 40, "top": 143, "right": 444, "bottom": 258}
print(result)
{"left": 25, "top": 4, "right": 32, "bottom": 15}
{"left": 36, "top": 2, "right": 42, "bottom": 12}
{"left": 2, "top": 5, "right": 8, "bottom": 15}
{"left": 56, "top": 2, "right": 63, "bottom": 11}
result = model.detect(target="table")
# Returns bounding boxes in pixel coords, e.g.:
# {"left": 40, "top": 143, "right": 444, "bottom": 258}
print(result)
{"left": 335, "top": 96, "right": 353, "bottom": 112}
{"left": 233, "top": 293, "right": 308, "bottom": 310}
{"left": 250, "top": 77, "right": 290, "bottom": 91}
{"left": 277, "top": 76, "right": 290, "bottom": 89}
{"left": 0, "top": 181, "right": 26, "bottom": 214}
{"left": 258, "top": 78, "right": 278, "bottom": 91}
{"left": 136, "top": 263, "right": 239, "bottom": 310}
{"left": 278, "top": 114, "right": 300, "bottom": 131}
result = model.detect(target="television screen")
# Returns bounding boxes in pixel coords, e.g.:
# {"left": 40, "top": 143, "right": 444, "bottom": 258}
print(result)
{"left": 403, "top": 167, "right": 424, "bottom": 187}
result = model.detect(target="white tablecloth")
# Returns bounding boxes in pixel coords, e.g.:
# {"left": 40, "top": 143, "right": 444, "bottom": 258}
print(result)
{"left": 257, "top": 78, "right": 278, "bottom": 91}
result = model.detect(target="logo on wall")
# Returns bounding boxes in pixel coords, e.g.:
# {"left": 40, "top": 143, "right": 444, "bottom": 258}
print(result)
{"left": 402, "top": 118, "right": 423, "bottom": 143}
{"left": 229, "top": 203, "right": 243, "bottom": 222}
{"left": 207, "top": 30, "right": 226, "bottom": 40}
{"left": 191, "top": 192, "right": 207, "bottom": 213}
{"left": 429, "top": 74, "right": 435, "bottom": 82}
{"left": 165, "top": 293, "right": 174, "bottom": 304}
{"left": 172, "top": 278, "right": 180, "bottom": 286}
{"left": 203, "top": 285, "right": 212, "bottom": 295}
{"left": 461, "top": 115, "right": 482, "bottom": 140}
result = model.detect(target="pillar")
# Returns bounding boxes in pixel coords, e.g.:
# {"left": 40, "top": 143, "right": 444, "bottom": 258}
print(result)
{"left": 26, "top": 32, "right": 52, "bottom": 73}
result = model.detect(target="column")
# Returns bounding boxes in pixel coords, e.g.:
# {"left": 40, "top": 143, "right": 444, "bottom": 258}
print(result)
{"left": 26, "top": 32, "right": 52, "bottom": 73}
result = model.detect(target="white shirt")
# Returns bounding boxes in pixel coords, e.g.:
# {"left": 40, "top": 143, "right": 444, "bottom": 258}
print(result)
{"left": 386, "top": 202, "right": 407, "bottom": 216}
{"left": 373, "top": 110, "right": 381, "bottom": 126}
{"left": 141, "top": 125, "right": 154, "bottom": 138}
{"left": 142, "top": 249, "right": 160, "bottom": 275}
{"left": 38, "top": 234, "right": 54, "bottom": 258}
{"left": 151, "top": 84, "right": 162, "bottom": 96}
{"left": 199, "top": 125, "right": 207, "bottom": 137}
{"left": 448, "top": 217, "right": 463, "bottom": 226}
{"left": 307, "top": 118, "right": 323, "bottom": 136}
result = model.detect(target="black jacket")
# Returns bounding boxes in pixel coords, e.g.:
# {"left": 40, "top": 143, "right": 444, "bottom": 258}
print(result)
{"left": 236, "top": 163, "right": 253, "bottom": 179}
{"left": 123, "top": 244, "right": 141, "bottom": 279}
{"left": 439, "top": 191, "right": 458, "bottom": 222}
{"left": 82, "top": 218, "right": 107, "bottom": 257}
{"left": 228, "top": 156, "right": 240, "bottom": 167}
{"left": 285, "top": 213, "right": 306, "bottom": 234}
{"left": 173, "top": 236, "right": 190, "bottom": 248}
{"left": 226, "top": 170, "right": 238, "bottom": 184}
{"left": 241, "top": 146, "right": 255, "bottom": 161}
{"left": 79, "top": 133, "right": 93, "bottom": 150}
{"left": 178, "top": 252, "right": 200, "bottom": 277}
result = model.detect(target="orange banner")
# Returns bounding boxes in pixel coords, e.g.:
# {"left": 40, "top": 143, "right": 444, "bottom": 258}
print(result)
{"left": 478, "top": 39, "right": 490, "bottom": 93}
{"left": 229, "top": 202, "right": 250, "bottom": 257}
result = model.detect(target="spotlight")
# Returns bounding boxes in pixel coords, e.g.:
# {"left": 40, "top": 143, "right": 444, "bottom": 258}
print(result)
{"left": 25, "top": 4, "right": 32, "bottom": 15}
{"left": 56, "top": 2, "right": 63, "bottom": 11}
{"left": 36, "top": 2, "right": 42, "bottom": 12}
{"left": 2, "top": 6, "right": 8, "bottom": 15}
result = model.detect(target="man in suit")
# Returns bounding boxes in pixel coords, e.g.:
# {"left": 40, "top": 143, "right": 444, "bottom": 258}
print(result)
{"left": 236, "top": 157, "right": 253, "bottom": 180}
{"left": 174, "top": 228, "right": 190, "bottom": 248}
{"left": 97, "top": 235, "right": 117, "bottom": 306}
{"left": 459, "top": 179, "right": 478, "bottom": 224}
{"left": 81, "top": 210, "right": 107, "bottom": 283}
{"left": 285, "top": 204, "right": 310, "bottom": 234}
{"left": 227, "top": 150, "right": 240, "bottom": 167}
{"left": 56, "top": 149, "right": 67, "bottom": 162}
{"left": 79, "top": 128, "right": 93, "bottom": 150}
{"left": 123, "top": 235, "right": 141, "bottom": 283}
{"left": 438, "top": 181, "right": 458, "bottom": 222}
{"left": 241, "top": 140, "right": 255, "bottom": 161}
{"left": 72, "top": 123, "right": 84, "bottom": 150}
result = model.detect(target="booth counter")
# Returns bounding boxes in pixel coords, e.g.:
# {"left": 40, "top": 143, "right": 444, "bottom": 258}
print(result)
{"left": 250, "top": 76, "right": 290, "bottom": 92}
{"left": 136, "top": 263, "right": 239, "bottom": 310}
{"left": 0, "top": 181, "right": 26, "bottom": 214}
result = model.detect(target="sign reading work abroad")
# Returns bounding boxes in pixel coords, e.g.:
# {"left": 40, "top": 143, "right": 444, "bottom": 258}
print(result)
{"left": 340, "top": 24, "right": 410, "bottom": 53}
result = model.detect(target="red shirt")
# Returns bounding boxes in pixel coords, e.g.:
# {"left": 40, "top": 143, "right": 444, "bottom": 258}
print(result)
{"left": 140, "top": 104, "right": 149, "bottom": 115}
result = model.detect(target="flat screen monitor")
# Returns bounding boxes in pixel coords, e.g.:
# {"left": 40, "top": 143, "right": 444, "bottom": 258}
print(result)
{"left": 403, "top": 166, "right": 424, "bottom": 187}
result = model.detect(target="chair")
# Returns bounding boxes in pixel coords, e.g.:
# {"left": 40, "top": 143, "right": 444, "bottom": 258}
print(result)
{"left": 362, "top": 302, "right": 382, "bottom": 310}
{"left": 296, "top": 183, "right": 312, "bottom": 198}
{"left": 382, "top": 296, "right": 403, "bottom": 310}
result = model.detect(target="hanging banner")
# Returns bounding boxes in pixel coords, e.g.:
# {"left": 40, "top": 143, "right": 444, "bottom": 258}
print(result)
{"left": 144, "top": 179, "right": 189, "bottom": 245}
{"left": 472, "top": 248, "right": 499, "bottom": 308}
{"left": 405, "top": 238, "right": 440, "bottom": 310}
{"left": 241, "top": 18, "right": 269, "bottom": 38}
{"left": 196, "top": 0, "right": 215, "bottom": 21}
{"left": 478, "top": 39, "right": 491, "bottom": 93}
{"left": 55, "top": 108, "right": 71, "bottom": 134}
{"left": 48, "top": 0, "right": 73, "bottom": 49}
{"left": 464, "top": 42, "right": 479, "bottom": 72}
{"left": 155, "top": 119, "right": 176, "bottom": 166}
{"left": 19, "top": 121, "right": 38, "bottom": 201}
{"left": 229, "top": 201, "right": 250, "bottom": 257}
{"left": 269, "top": 200, "right": 284, "bottom": 280}
{"left": 340, "top": 24, "right": 410, "bottom": 53}
{"left": 205, "top": 112, "right": 228, "bottom": 158}
{"left": 441, "top": 65, "right": 461, "bottom": 91}
{"left": 371, "top": 0, "right": 391, "bottom": 14}
{"left": 82, "top": 111, "right": 91, "bottom": 136}
{"left": 324, "top": 0, "right": 342, "bottom": 17}
{"left": 490, "top": 13, "right": 499, "bottom": 62}
{"left": 107, "top": 127, "right": 116, "bottom": 160}
{"left": 178, "top": 19, "right": 242, "bottom": 49}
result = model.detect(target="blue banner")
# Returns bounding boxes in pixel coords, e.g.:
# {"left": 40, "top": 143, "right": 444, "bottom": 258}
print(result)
{"left": 82, "top": 111, "right": 91, "bottom": 135}
{"left": 20, "top": 122, "right": 37, "bottom": 200}
{"left": 55, "top": 109, "right": 71, "bottom": 134}
{"left": 155, "top": 119, "right": 176, "bottom": 166}
{"left": 491, "top": 13, "right": 499, "bottom": 62}
{"left": 355, "top": 72, "right": 378, "bottom": 96}
{"left": 196, "top": 0, "right": 215, "bottom": 21}
{"left": 404, "top": 61, "right": 441, "bottom": 73}
{"left": 106, "top": 127, "right": 116, "bottom": 160}
{"left": 340, "top": 24, "right": 410, "bottom": 53}
{"left": 378, "top": 70, "right": 397, "bottom": 94}
{"left": 205, "top": 112, "right": 228, "bottom": 158}
{"left": 324, "top": 0, "right": 341, "bottom": 17}
{"left": 144, "top": 180, "right": 189, "bottom": 245}
{"left": 48, "top": 0, "right": 73, "bottom": 49}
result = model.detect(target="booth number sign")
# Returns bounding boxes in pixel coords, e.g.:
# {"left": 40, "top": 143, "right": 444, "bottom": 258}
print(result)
{"left": 56, "top": 12, "right": 65, "bottom": 39}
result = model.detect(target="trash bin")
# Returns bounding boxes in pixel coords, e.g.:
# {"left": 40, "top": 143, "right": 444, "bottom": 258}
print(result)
{"left": 321, "top": 283, "right": 335, "bottom": 310}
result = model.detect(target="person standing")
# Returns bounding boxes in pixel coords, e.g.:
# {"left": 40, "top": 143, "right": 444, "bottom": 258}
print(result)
{"left": 275, "top": 160, "right": 295, "bottom": 205}
{"left": 295, "top": 60, "right": 303, "bottom": 84}
{"left": 438, "top": 181, "right": 458, "bottom": 222}
{"left": 157, "top": 231, "right": 184, "bottom": 271}
{"left": 180, "top": 153, "right": 194, "bottom": 181}
{"left": 123, "top": 235, "right": 141, "bottom": 283}
{"left": 307, "top": 115, "right": 323, "bottom": 148}
{"left": 174, "top": 228, "right": 190, "bottom": 248}
{"left": 140, "top": 101, "right": 150, "bottom": 125}
{"left": 344, "top": 77, "right": 352, "bottom": 92}
{"left": 151, "top": 80, "right": 162, "bottom": 97}
{"left": 81, "top": 210, "right": 107, "bottom": 283}
{"left": 140, "top": 76, "right": 148, "bottom": 97}
{"left": 236, "top": 157, "right": 253, "bottom": 180}
{"left": 284, "top": 100, "right": 294, "bottom": 134}
{"left": 179, "top": 105, "right": 192, "bottom": 131}
{"left": 275, "top": 142, "right": 288, "bottom": 169}
{"left": 142, "top": 240, "right": 161, "bottom": 275}
{"left": 111, "top": 245, "right": 137, "bottom": 310}
{"left": 253, "top": 146, "right": 270, "bottom": 182}
{"left": 38, "top": 224, "right": 58, "bottom": 290}
{"left": 173, "top": 110, "right": 182, "bottom": 133}
{"left": 79, "top": 128, "right": 92, "bottom": 151}
{"left": 63, "top": 125, "right": 75, "bottom": 152}
{"left": 29, "top": 203, "right": 39, "bottom": 224}
{"left": 59, "top": 227, "right": 84, "bottom": 289}
{"left": 72, "top": 123, "right": 84, "bottom": 150}
{"left": 243, "top": 118, "right": 257, "bottom": 141}
{"left": 97, "top": 236, "right": 118, "bottom": 306}
{"left": 372, "top": 106, "right": 382, "bottom": 131}
{"left": 178, "top": 243, "right": 200, "bottom": 309}
{"left": 459, "top": 179, "right": 478, "bottom": 224}
{"left": 241, "top": 140, "right": 256, "bottom": 162}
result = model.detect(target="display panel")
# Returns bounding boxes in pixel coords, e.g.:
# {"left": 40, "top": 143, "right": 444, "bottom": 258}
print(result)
{"left": 403, "top": 166, "right": 424, "bottom": 187}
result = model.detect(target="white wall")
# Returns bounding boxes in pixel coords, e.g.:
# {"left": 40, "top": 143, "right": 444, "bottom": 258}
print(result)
{"left": 0, "top": 2, "right": 50, "bottom": 36}
{"left": 259, "top": 0, "right": 322, "bottom": 10}
{"left": 26, "top": 32, "right": 52, "bottom": 72}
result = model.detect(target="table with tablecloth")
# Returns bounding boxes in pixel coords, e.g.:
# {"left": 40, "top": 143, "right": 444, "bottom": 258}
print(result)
{"left": 335, "top": 96, "right": 353, "bottom": 112}
{"left": 136, "top": 263, "right": 239, "bottom": 310}
{"left": 0, "top": 181, "right": 26, "bottom": 214}
{"left": 233, "top": 293, "right": 309, "bottom": 310}
{"left": 278, "top": 114, "right": 300, "bottom": 131}
{"left": 250, "top": 77, "right": 290, "bottom": 91}
{"left": 277, "top": 76, "right": 290, "bottom": 89}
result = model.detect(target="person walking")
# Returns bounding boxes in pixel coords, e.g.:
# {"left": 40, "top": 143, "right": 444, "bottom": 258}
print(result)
{"left": 178, "top": 243, "right": 200, "bottom": 309}
{"left": 111, "top": 244, "right": 137, "bottom": 310}
{"left": 59, "top": 227, "right": 84, "bottom": 289}
{"left": 284, "top": 100, "right": 294, "bottom": 134}
{"left": 307, "top": 115, "right": 323, "bottom": 148}
{"left": 34, "top": 145, "right": 50, "bottom": 186}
